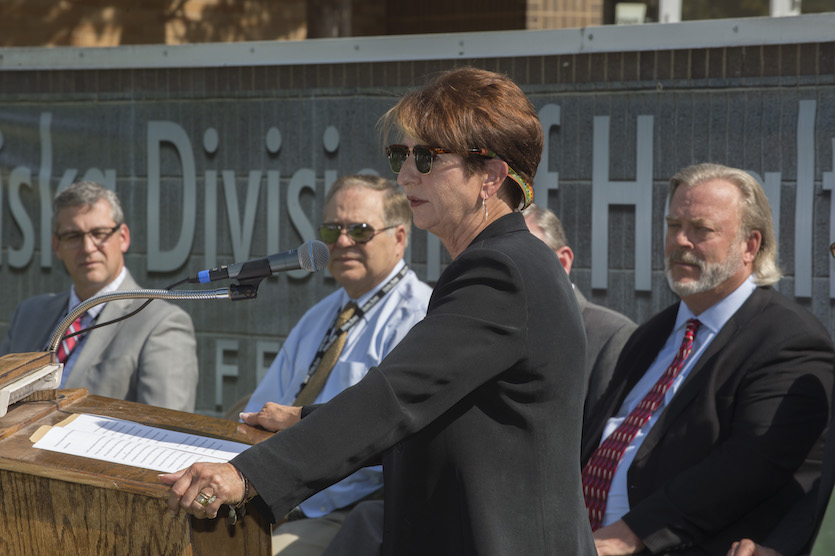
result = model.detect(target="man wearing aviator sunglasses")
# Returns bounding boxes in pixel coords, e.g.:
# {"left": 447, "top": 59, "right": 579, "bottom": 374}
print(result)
{"left": 0, "top": 180, "right": 198, "bottom": 412}
{"left": 239, "top": 174, "right": 432, "bottom": 554}
{"left": 317, "top": 222, "right": 398, "bottom": 246}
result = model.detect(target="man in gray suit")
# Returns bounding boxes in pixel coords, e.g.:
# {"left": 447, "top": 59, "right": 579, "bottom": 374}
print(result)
{"left": 0, "top": 181, "right": 198, "bottom": 412}
{"left": 524, "top": 203, "right": 636, "bottom": 419}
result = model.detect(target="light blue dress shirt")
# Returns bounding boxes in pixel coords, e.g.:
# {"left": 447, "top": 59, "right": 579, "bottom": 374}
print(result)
{"left": 245, "top": 260, "right": 432, "bottom": 517}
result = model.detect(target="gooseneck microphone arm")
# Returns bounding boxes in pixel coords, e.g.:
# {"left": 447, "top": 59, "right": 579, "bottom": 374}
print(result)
{"left": 46, "top": 240, "right": 331, "bottom": 358}
{"left": 46, "top": 288, "right": 231, "bottom": 354}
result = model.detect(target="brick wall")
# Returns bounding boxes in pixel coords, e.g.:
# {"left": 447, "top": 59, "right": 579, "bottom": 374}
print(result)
{"left": 528, "top": 0, "right": 604, "bottom": 29}
{"left": 0, "top": 0, "right": 306, "bottom": 47}
{"left": 0, "top": 0, "right": 601, "bottom": 47}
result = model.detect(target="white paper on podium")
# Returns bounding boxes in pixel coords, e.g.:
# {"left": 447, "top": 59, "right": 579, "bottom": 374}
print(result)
{"left": 32, "top": 413, "right": 250, "bottom": 473}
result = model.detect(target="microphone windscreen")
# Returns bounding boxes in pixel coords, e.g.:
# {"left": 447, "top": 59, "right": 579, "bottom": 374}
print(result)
{"left": 299, "top": 240, "right": 330, "bottom": 272}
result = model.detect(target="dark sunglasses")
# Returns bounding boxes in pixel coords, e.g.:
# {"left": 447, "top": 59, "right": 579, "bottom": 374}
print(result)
{"left": 385, "top": 145, "right": 458, "bottom": 174}
{"left": 385, "top": 144, "right": 514, "bottom": 175}
{"left": 318, "top": 222, "right": 397, "bottom": 245}
{"left": 385, "top": 144, "right": 534, "bottom": 209}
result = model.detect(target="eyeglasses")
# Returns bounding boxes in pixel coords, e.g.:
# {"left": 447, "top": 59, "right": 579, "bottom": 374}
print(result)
{"left": 55, "top": 224, "right": 121, "bottom": 248}
{"left": 385, "top": 145, "right": 456, "bottom": 174}
{"left": 385, "top": 144, "right": 533, "bottom": 209}
{"left": 318, "top": 222, "right": 397, "bottom": 245}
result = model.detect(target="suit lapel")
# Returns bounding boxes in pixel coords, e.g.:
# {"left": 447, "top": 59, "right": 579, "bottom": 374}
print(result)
{"left": 614, "top": 306, "right": 678, "bottom": 407}
{"left": 574, "top": 288, "right": 588, "bottom": 313}
{"left": 39, "top": 292, "right": 72, "bottom": 352}
{"left": 582, "top": 304, "right": 677, "bottom": 462}
{"left": 66, "top": 271, "right": 141, "bottom": 387}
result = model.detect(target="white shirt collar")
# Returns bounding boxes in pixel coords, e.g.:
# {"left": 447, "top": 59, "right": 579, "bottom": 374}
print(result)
{"left": 339, "top": 260, "right": 406, "bottom": 307}
{"left": 673, "top": 275, "right": 758, "bottom": 336}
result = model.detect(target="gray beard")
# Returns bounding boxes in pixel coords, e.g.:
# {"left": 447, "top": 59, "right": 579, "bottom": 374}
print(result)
{"left": 665, "top": 248, "right": 743, "bottom": 298}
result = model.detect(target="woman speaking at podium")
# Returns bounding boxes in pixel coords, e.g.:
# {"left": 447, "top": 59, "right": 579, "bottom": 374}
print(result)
{"left": 162, "top": 66, "right": 595, "bottom": 556}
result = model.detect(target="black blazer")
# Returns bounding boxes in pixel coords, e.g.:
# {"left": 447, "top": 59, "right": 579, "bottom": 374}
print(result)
{"left": 582, "top": 287, "right": 833, "bottom": 556}
{"left": 234, "top": 213, "right": 597, "bottom": 555}
{"left": 762, "top": 381, "right": 835, "bottom": 556}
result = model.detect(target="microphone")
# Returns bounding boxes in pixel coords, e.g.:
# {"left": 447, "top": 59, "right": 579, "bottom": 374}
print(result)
{"left": 189, "top": 240, "right": 330, "bottom": 284}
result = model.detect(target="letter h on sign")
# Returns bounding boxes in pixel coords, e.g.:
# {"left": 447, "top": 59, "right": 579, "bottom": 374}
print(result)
{"left": 591, "top": 115, "right": 654, "bottom": 292}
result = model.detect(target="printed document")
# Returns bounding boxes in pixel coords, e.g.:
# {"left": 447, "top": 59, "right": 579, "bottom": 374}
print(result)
{"left": 32, "top": 413, "right": 249, "bottom": 472}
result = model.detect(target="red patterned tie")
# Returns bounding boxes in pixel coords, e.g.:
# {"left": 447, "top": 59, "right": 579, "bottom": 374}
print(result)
{"left": 56, "top": 313, "right": 85, "bottom": 364}
{"left": 582, "top": 318, "right": 701, "bottom": 530}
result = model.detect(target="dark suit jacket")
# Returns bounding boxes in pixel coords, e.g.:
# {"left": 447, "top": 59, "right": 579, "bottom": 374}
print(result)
{"left": 763, "top": 379, "right": 835, "bottom": 556}
{"left": 0, "top": 270, "right": 199, "bottom": 411}
{"left": 581, "top": 286, "right": 833, "bottom": 556}
{"left": 234, "top": 213, "right": 597, "bottom": 556}
{"left": 575, "top": 288, "right": 637, "bottom": 422}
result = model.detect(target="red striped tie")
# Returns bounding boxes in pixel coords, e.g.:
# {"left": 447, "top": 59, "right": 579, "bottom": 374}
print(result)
{"left": 56, "top": 313, "right": 85, "bottom": 364}
{"left": 582, "top": 318, "right": 701, "bottom": 530}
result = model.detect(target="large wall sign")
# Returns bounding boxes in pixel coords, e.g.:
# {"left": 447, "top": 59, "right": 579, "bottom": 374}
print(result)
{"left": 1, "top": 16, "right": 833, "bottom": 414}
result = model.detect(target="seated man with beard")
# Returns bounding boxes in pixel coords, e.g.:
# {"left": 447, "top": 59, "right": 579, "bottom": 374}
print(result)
{"left": 580, "top": 163, "right": 833, "bottom": 556}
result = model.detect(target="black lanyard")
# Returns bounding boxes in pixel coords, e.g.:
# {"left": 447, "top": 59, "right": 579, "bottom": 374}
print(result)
{"left": 295, "top": 265, "right": 409, "bottom": 396}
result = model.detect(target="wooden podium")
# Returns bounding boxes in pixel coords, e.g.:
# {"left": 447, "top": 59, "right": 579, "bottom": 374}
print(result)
{"left": 0, "top": 353, "right": 274, "bottom": 556}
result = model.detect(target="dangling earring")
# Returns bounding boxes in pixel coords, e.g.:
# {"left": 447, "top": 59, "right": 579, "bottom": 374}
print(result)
{"left": 482, "top": 196, "right": 488, "bottom": 222}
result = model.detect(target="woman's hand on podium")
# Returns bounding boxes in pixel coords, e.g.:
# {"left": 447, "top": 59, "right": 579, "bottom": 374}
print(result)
{"left": 159, "top": 462, "right": 245, "bottom": 519}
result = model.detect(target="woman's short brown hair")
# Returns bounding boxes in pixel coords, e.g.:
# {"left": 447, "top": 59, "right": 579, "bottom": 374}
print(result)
{"left": 379, "top": 66, "right": 543, "bottom": 210}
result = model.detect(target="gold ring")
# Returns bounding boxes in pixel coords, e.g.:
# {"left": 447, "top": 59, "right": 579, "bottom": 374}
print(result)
{"left": 195, "top": 492, "right": 216, "bottom": 507}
